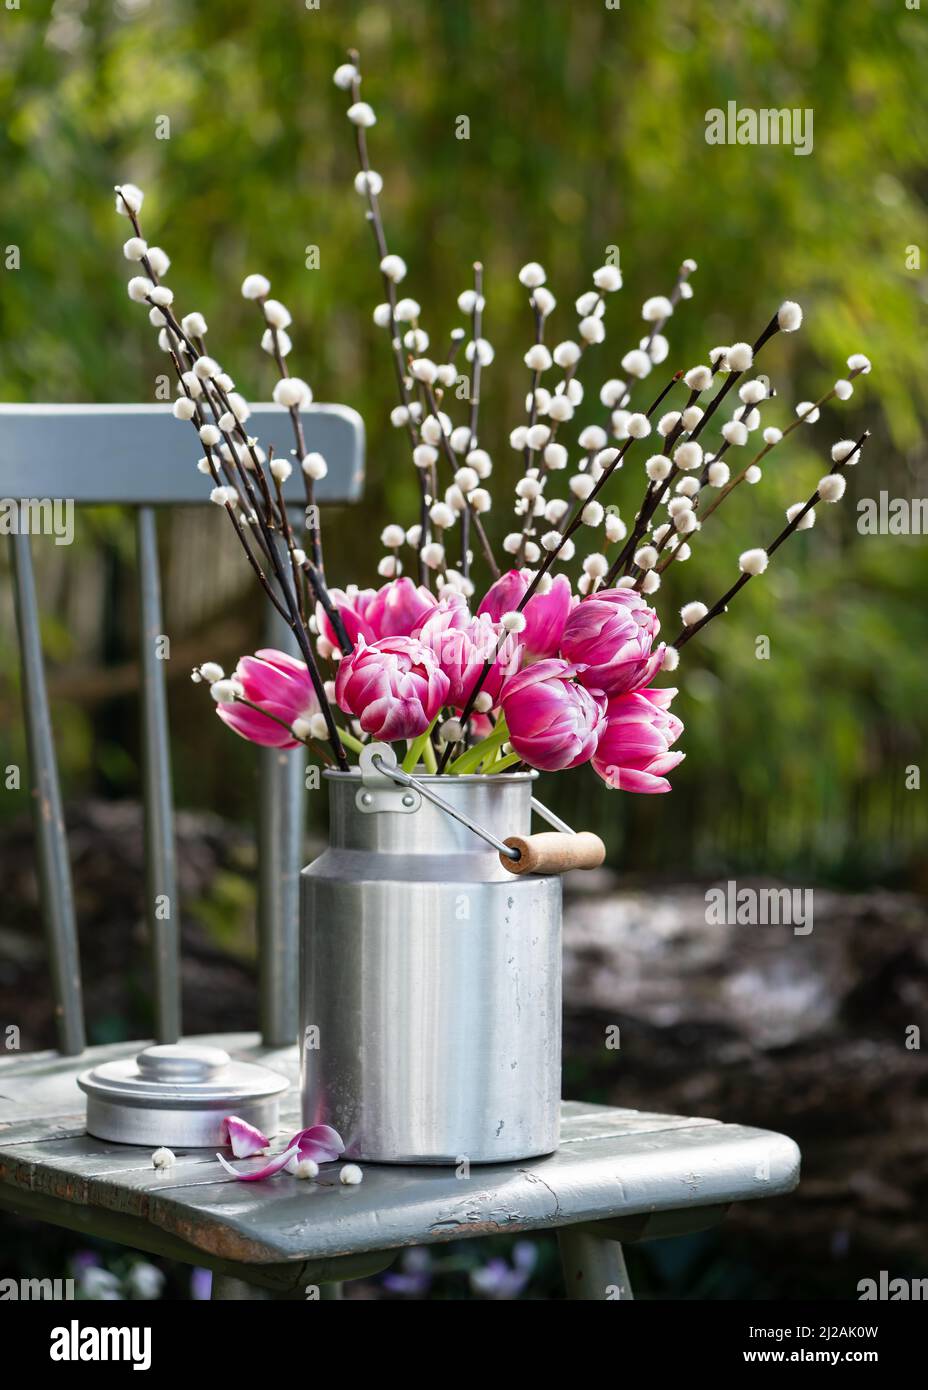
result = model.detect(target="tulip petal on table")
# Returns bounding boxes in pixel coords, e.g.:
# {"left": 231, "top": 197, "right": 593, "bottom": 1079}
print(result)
{"left": 215, "top": 1143, "right": 301, "bottom": 1181}
{"left": 288, "top": 1124, "right": 345, "bottom": 1163}
{"left": 219, "top": 1115, "right": 270, "bottom": 1157}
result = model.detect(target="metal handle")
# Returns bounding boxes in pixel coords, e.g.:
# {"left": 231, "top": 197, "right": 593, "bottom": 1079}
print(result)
{"left": 530, "top": 798, "right": 575, "bottom": 835}
{"left": 360, "top": 744, "right": 578, "bottom": 863}
{"left": 362, "top": 745, "right": 520, "bottom": 858}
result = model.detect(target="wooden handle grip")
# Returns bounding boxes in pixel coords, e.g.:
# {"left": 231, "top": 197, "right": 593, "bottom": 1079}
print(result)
{"left": 500, "top": 831, "right": 606, "bottom": 876}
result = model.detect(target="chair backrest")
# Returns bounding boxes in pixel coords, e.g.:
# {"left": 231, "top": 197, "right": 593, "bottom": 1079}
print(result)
{"left": 1, "top": 402, "right": 365, "bottom": 1055}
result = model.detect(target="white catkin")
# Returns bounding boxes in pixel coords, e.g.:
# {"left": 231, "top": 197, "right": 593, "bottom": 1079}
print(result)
{"left": 818, "top": 474, "right": 847, "bottom": 503}
{"left": 680, "top": 601, "right": 708, "bottom": 626}
{"left": 787, "top": 503, "right": 816, "bottom": 530}
{"left": 738, "top": 548, "right": 769, "bottom": 575}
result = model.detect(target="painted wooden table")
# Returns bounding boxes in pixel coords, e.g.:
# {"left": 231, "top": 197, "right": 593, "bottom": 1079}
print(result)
{"left": 0, "top": 1034, "right": 800, "bottom": 1300}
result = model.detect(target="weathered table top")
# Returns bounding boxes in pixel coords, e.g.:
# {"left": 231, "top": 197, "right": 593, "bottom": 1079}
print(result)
{"left": 0, "top": 1034, "right": 800, "bottom": 1288}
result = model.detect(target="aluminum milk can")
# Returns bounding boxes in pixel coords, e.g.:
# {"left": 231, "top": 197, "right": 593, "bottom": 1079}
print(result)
{"left": 300, "top": 764, "right": 562, "bottom": 1164}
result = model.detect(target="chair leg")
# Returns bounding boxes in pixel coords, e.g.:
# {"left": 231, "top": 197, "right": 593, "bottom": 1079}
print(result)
{"left": 558, "top": 1224, "right": 634, "bottom": 1300}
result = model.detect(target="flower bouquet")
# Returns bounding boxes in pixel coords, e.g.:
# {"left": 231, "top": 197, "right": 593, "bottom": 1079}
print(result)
{"left": 112, "top": 53, "right": 872, "bottom": 1161}
{"left": 112, "top": 58, "right": 870, "bottom": 790}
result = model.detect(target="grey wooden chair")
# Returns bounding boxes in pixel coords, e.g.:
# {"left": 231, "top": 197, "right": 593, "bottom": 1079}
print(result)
{"left": 0, "top": 404, "right": 801, "bottom": 1300}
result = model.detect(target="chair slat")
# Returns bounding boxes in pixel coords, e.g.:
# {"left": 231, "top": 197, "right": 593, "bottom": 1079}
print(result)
{"left": 136, "top": 508, "right": 181, "bottom": 1043}
{"left": 9, "top": 533, "right": 85, "bottom": 1055}
{"left": 0, "top": 404, "right": 364, "bottom": 505}
{"left": 257, "top": 603, "right": 305, "bottom": 1047}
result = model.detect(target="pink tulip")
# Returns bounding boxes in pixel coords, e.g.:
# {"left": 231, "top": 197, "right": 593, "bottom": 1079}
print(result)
{"left": 477, "top": 570, "right": 573, "bottom": 661}
{"left": 365, "top": 576, "right": 438, "bottom": 638}
{"left": 335, "top": 634, "right": 450, "bottom": 740}
{"left": 499, "top": 658, "right": 607, "bottom": 771}
{"left": 560, "top": 588, "right": 665, "bottom": 695}
{"left": 412, "top": 587, "right": 471, "bottom": 636}
{"left": 414, "top": 593, "right": 521, "bottom": 707}
{"left": 216, "top": 648, "right": 317, "bottom": 749}
{"left": 315, "top": 586, "right": 379, "bottom": 649}
{"left": 315, "top": 578, "right": 438, "bottom": 651}
{"left": 591, "top": 686, "right": 685, "bottom": 793}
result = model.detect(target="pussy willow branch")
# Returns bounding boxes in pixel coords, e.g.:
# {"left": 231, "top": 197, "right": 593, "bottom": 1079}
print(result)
{"left": 148, "top": 266, "right": 352, "bottom": 661}
{"left": 170, "top": 345, "right": 254, "bottom": 518}
{"left": 602, "top": 384, "right": 702, "bottom": 583}
{"left": 193, "top": 371, "right": 349, "bottom": 764}
{"left": 118, "top": 209, "right": 287, "bottom": 549}
{"left": 423, "top": 381, "right": 499, "bottom": 578}
{"left": 346, "top": 51, "right": 501, "bottom": 587}
{"left": 698, "top": 367, "right": 868, "bottom": 527}
{"left": 347, "top": 50, "right": 432, "bottom": 585}
{"left": 271, "top": 461, "right": 312, "bottom": 630}
{"left": 615, "top": 259, "right": 695, "bottom": 412}
{"left": 116, "top": 188, "right": 348, "bottom": 769}
{"left": 193, "top": 370, "right": 349, "bottom": 762}
{"left": 237, "top": 299, "right": 355, "bottom": 650}
{"left": 514, "top": 371, "right": 680, "bottom": 590}
{"left": 640, "top": 415, "right": 752, "bottom": 585}
{"left": 460, "top": 260, "right": 484, "bottom": 581}
{"left": 514, "top": 289, "right": 607, "bottom": 564}
{"left": 672, "top": 430, "right": 870, "bottom": 651}
{"left": 170, "top": 355, "right": 290, "bottom": 620}
{"left": 651, "top": 366, "right": 869, "bottom": 589}
{"left": 250, "top": 297, "right": 324, "bottom": 573}
{"left": 568, "top": 261, "right": 695, "bottom": 575}
{"left": 605, "top": 310, "right": 782, "bottom": 585}
{"left": 521, "top": 293, "right": 546, "bottom": 474}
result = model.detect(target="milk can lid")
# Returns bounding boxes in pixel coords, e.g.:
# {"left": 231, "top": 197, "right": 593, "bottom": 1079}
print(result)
{"left": 77, "top": 1042, "right": 290, "bottom": 1114}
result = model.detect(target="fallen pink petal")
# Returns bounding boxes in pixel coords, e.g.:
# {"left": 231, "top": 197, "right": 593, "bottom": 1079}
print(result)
{"left": 219, "top": 1116, "right": 270, "bottom": 1158}
{"left": 288, "top": 1124, "right": 345, "bottom": 1164}
{"left": 215, "top": 1143, "right": 301, "bottom": 1182}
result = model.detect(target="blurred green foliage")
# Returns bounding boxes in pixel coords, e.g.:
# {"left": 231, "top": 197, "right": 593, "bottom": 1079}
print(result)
{"left": 0, "top": 0, "right": 926, "bottom": 881}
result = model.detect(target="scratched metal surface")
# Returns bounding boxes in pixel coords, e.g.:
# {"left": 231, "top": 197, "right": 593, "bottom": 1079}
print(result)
{"left": 0, "top": 1034, "right": 801, "bottom": 1266}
